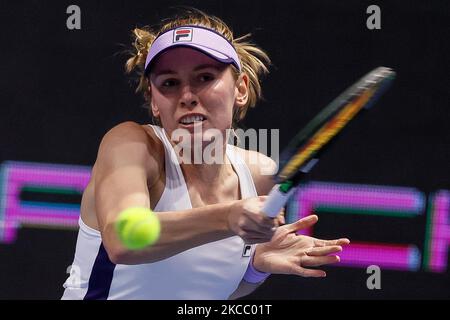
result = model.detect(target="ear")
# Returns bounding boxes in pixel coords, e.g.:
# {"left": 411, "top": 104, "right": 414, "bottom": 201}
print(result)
{"left": 150, "top": 101, "right": 160, "bottom": 118}
{"left": 147, "top": 85, "right": 160, "bottom": 118}
{"left": 151, "top": 101, "right": 160, "bottom": 118}
{"left": 235, "top": 73, "right": 249, "bottom": 108}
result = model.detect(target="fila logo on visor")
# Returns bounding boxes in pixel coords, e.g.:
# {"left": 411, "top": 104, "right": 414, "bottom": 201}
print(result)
{"left": 174, "top": 28, "right": 193, "bottom": 42}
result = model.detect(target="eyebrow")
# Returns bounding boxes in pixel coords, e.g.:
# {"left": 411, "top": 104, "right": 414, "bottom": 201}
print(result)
{"left": 153, "top": 63, "right": 224, "bottom": 78}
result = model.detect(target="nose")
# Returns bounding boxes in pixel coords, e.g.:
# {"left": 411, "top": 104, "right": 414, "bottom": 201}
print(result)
{"left": 179, "top": 84, "right": 198, "bottom": 107}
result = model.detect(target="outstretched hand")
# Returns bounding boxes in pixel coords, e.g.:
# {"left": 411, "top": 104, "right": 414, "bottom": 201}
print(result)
{"left": 253, "top": 215, "right": 350, "bottom": 277}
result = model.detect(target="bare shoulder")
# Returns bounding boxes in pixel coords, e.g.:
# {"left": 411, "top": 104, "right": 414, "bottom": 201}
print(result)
{"left": 100, "top": 121, "right": 161, "bottom": 149}
{"left": 232, "top": 146, "right": 277, "bottom": 196}
{"left": 93, "top": 121, "right": 164, "bottom": 186}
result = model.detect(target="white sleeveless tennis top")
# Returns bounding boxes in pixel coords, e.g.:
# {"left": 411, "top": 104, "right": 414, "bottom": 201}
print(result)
{"left": 62, "top": 125, "right": 258, "bottom": 300}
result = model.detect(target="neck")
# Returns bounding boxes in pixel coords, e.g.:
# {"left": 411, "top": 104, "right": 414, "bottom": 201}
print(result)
{"left": 164, "top": 128, "right": 235, "bottom": 184}
{"left": 180, "top": 148, "right": 233, "bottom": 185}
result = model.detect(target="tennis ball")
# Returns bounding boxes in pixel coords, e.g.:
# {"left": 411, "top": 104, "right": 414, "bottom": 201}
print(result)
{"left": 115, "top": 207, "right": 161, "bottom": 250}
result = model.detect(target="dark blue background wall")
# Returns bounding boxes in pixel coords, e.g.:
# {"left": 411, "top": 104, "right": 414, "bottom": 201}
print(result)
{"left": 0, "top": 0, "right": 448, "bottom": 299}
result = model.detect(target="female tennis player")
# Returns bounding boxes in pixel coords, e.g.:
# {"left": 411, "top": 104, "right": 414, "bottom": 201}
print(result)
{"left": 62, "top": 8, "right": 349, "bottom": 300}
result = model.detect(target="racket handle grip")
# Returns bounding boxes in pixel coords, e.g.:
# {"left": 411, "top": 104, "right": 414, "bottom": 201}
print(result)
{"left": 262, "top": 184, "right": 296, "bottom": 218}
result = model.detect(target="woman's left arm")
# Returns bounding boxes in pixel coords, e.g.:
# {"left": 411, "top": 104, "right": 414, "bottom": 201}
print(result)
{"left": 229, "top": 150, "right": 349, "bottom": 299}
{"left": 229, "top": 215, "right": 349, "bottom": 299}
{"left": 253, "top": 215, "right": 349, "bottom": 277}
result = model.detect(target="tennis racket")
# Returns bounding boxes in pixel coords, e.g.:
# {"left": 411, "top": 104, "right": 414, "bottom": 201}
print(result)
{"left": 262, "top": 66, "right": 396, "bottom": 217}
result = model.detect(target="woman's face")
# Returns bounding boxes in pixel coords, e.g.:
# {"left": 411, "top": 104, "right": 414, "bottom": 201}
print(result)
{"left": 149, "top": 47, "right": 247, "bottom": 144}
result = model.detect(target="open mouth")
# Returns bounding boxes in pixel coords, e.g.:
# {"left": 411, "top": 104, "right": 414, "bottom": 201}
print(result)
{"left": 179, "top": 115, "right": 207, "bottom": 125}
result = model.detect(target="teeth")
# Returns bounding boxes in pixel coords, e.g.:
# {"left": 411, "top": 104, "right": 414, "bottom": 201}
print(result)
{"left": 180, "top": 115, "right": 205, "bottom": 124}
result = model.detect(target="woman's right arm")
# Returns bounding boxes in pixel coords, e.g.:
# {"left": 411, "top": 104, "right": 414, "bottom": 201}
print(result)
{"left": 94, "top": 122, "right": 275, "bottom": 265}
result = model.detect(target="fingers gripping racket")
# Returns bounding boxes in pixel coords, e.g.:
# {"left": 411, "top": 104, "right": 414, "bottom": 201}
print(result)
{"left": 262, "top": 66, "right": 396, "bottom": 217}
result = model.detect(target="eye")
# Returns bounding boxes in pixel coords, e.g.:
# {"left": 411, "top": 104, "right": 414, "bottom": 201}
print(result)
{"left": 199, "top": 73, "right": 214, "bottom": 82}
{"left": 161, "top": 79, "right": 179, "bottom": 87}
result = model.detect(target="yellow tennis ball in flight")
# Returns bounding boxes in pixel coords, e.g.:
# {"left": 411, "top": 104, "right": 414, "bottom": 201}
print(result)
{"left": 115, "top": 207, "right": 161, "bottom": 250}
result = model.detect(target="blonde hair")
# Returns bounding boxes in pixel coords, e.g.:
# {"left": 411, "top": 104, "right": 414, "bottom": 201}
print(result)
{"left": 125, "top": 8, "right": 271, "bottom": 126}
